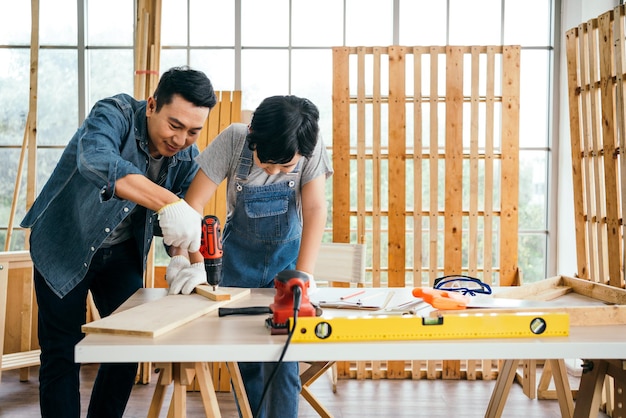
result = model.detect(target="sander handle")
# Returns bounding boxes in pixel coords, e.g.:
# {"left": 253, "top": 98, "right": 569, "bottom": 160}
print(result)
{"left": 218, "top": 306, "right": 272, "bottom": 317}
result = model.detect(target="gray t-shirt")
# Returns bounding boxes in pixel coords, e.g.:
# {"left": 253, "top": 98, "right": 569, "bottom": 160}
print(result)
{"left": 195, "top": 123, "right": 333, "bottom": 220}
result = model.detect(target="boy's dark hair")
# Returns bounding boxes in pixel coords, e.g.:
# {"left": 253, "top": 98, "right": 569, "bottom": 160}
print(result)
{"left": 247, "top": 95, "right": 320, "bottom": 164}
{"left": 153, "top": 66, "right": 217, "bottom": 111}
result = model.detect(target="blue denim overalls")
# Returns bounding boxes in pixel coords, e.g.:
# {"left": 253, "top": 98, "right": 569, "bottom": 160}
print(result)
{"left": 222, "top": 140, "right": 302, "bottom": 417}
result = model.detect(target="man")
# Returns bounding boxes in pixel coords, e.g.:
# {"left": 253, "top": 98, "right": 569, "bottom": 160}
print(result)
{"left": 168, "top": 95, "right": 333, "bottom": 417}
{"left": 20, "top": 66, "right": 215, "bottom": 418}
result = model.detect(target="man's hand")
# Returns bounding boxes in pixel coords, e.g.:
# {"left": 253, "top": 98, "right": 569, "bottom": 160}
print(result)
{"left": 158, "top": 199, "right": 202, "bottom": 252}
{"left": 166, "top": 255, "right": 190, "bottom": 283}
{"left": 167, "top": 262, "right": 207, "bottom": 295}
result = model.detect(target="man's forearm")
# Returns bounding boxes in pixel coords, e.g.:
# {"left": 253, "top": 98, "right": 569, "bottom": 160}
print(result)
{"left": 115, "top": 173, "right": 180, "bottom": 211}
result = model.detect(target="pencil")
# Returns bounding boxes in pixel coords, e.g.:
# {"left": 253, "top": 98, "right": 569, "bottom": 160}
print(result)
{"left": 340, "top": 289, "right": 366, "bottom": 300}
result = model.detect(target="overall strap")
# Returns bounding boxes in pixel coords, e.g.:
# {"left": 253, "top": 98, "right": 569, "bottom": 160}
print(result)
{"left": 235, "top": 139, "right": 254, "bottom": 181}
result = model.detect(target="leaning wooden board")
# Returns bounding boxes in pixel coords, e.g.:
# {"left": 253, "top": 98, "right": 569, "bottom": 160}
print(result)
{"left": 82, "top": 286, "right": 250, "bottom": 338}
{"left": 434, "top": 276, "right": 626, "bottom": 326}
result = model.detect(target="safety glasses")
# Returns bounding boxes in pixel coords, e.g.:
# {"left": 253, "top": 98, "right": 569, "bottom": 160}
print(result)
{"left": 433, "top": 275, "right": 492, "bottom": 296}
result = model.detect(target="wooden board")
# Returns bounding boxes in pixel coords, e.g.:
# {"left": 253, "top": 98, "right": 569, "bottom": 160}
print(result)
{"left": 434, "top": 276, "right": 626, "bottom": 326}
{"left": 81, "top": 287, "right": 250, "bottom": 338}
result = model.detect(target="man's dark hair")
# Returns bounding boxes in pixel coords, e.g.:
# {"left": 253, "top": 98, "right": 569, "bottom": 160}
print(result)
{"left": 153, "top": 66, "right": 217, "bottom": 111}
{"left": 247, "top": 95, "right": 320, "bottom": 164}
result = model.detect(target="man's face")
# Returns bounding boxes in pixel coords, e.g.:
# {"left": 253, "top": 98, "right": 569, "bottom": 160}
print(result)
{"left": 253, "top": 151, "right": 301, "bottom": 175}
{"left": 145, "top": 94, "right": 209, "bottom": 158}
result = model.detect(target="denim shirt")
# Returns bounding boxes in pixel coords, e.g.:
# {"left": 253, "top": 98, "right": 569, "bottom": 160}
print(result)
{"left": 21, "top": 93, "right": 199, "bottom": 298}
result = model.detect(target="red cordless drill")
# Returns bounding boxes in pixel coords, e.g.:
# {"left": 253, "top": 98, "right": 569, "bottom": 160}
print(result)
{"left": 199, "top": 215, "right": 223, "bottom": 290}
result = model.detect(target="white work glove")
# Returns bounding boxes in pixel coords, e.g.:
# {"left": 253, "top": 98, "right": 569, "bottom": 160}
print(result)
{"left": 168, "top": 262, "right": 207, "bottom": 295}
{"left": 165, "top": 255, "right": 190, "bottom": 284}
{"left": 158, "top": 199, "right": 202, "bottom": 252}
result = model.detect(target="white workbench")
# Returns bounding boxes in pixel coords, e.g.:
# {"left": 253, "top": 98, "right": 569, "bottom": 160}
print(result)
{"left": 75, "top": 288, "right": 626, "bottom": 418}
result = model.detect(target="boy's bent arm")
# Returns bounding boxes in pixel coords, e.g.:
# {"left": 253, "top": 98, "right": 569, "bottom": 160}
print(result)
{"left": 296, "top": 175, "right": 328, "bottom": 274}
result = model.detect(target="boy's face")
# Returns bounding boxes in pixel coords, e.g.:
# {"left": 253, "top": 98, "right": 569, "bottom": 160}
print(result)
{"left": 253, "top": 151, "right": 301, "bottom": 175}
{"left": 145, "top": 94, "right": 209, "bottom": 158}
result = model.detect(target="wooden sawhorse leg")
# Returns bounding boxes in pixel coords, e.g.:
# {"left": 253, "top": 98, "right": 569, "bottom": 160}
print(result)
{"left": 571, "top": 359, "right": 626, "bottom": 418}
{"left": 147, "top": 362, "right": 252, "bottom": 418}
{"left": 485, "top": 359, "right": 574, "bottom": 418}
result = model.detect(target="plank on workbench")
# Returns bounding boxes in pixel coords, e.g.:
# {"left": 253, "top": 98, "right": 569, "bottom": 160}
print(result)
{"left": 81, "top": 287, "right": 250, "bottom": 338}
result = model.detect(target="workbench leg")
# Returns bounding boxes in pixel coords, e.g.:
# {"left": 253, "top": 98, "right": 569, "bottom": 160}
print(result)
{"left": 485, "top": 359, "right": 518, "bottom": 418}
{"left": 573, "top": 360, "right": 608, "bottom": 418}
{"left": 226, "top": 362, "right": 253, "bottom": 418}
{"left": 195, "top": 362, "right": 222, "bottom": 418}
{"left": 169, "top": 363, "right": 190, "bottom": 418}
{"left": 549, "top": 359, "right": 574, "bottom": 418}
{"left": 148, "top": 364, "right": 172, "bottom": 418}
{"left": 300, "top": 361, "right": 335, "bottom": 418}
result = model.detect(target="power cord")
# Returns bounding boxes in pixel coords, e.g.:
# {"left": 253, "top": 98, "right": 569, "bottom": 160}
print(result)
{"left": 253, "top": 285, "right": 302, "bottom": 417}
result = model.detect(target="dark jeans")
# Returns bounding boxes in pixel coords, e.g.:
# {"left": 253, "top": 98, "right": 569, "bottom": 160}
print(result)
{"left": 34, "top": 239, "right": 144, "bottom": 418}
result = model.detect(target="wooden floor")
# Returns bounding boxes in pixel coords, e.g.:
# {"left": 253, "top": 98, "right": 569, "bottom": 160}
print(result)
{"left": 0, "top": 363, "right": 609, "bottom": 417}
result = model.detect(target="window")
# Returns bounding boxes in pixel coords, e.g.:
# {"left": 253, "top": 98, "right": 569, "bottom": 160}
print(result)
{"left": 0, "top": 0, "right": 555, "bottom": 282}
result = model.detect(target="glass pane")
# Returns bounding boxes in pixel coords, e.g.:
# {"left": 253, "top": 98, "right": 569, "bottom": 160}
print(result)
{"left": 161, "top": 0, "right": 188, "bottom": 46}
{"left": 241, "top": 49, "right": 289, "bottom": 110}
{"left": 346, "top": 0, "right": 393, "bottom": 46}
{"left": 87, "top": 0, "right": 133, "bottom": 46}
{"left": 518, "top": 233, "right": 547, "bottom": 282}
{"left": 241, "top": 0, "right": 289, "bottom": 47}
{"left": 0, "top": 1, "right": 30, "bottom": 44}
{"left": 160, "top": 49, "right": 189, "bottom": 73}
{"left": 449, "top": 0, "right": 501, "bottom": 45}
{"left": 291, "top": 49, "right": 333, "bottom": 144}
{"left": 519, "top": 50, "right": 550, "bottom": 148}
{"left": 399, "top": 0, "right": 447, "bottom": 45}
{"left": 0, "top": 49, "right": 30, "bottom": 145}
{"left": 190, "top": 49, "right": 236, "bottom": 91}
{"left": 0, "top": 149, "right": 26, "bottom": 229}
{"left": 88, "top": 50, "right": 134, "bottom": 108}
{"left": 38, "top": 50, "right": 78, "bottom": 146}
{"left": 40, "top": 0, "right": 77, "bottom": 45}
{"left": 504, "top": 0, "right": 552, "bottom": 46}
{"left": 519, "top": 150, "right": 548, "bottom": 230}
{"left": 292, "top": 0, "right": 343, "bottom": 47}
{"left": 190, "top": 0, "right": 234, "bottom": 46}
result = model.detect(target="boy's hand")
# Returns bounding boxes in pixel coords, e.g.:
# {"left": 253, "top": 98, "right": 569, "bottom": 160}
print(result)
{"left": 166, "top": 255, "right": 190, "bottom": 283}
{"left": 167, "top": 262, "right": 207, "bottom": 295}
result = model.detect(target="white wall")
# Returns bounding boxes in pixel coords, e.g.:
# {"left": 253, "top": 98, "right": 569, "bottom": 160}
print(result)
{"left": 556, "top": 0, "right": 619, "bottom": 276}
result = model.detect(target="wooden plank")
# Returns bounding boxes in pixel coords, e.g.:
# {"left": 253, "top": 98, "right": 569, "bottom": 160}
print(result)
{"left": 428, "top": 46, "right": 440, "bottom": 285}
{"left": 615, "top": 6, "right": 626, "bottom": 289}
{"left": 332, "top": 47, "right": 351, "bottom": 244}
{"left": 583, "top": 21, "right": 603, "bottom": 283}
{"left": 387, "top": 46, "right": 406, "bottom": 288}
{"left": 483, "top": 47, "right": 496, "bottom": 285}
{"left": 412, "top": 46, "right": 424, "bottom": 286}
{"left": 598, "top": 11, "right": 623, "bottom": 288}
{"left": 468, "top": 47, "right": 480, "bottom": 278}
{"left": 356, "top": 47, "right": 366, "bottom": 248}
{"left": 565, "top": 27, "right": 590, "bottom": 280}
{"left": 82, "top": 288, "right": 250, "bottom": 337}
{"left": 585, "top": 19, "right": 605, "bottom": 284}
{"left": 372, "top": 47, "right": 382, "bottom": 287}
{"left": 499, "top": 46, "right": 520, "bottom": 286}
{"left": 427, "top": 47, "right": 441, "bottom": 378}
{"left": 443, "top": 46, "right": 463, "bottom": 277}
